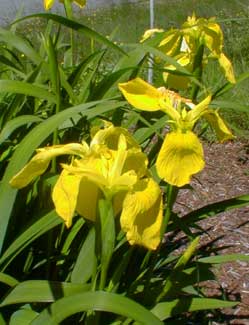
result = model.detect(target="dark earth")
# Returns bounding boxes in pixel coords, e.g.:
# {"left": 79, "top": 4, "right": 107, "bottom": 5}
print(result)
{"left": 174, "top": 140, "right": 249, "bottom": 324}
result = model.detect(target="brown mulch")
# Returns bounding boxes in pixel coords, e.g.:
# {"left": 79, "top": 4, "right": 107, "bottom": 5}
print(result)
{"left": 173, "top": 140, "right": 249, "bottom": 324}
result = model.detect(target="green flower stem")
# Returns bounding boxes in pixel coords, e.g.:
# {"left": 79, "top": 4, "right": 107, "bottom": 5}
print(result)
{"left": 191, "top": 44, "right": 204, "bottom": 102}
{"left": 64, "top": 0, "right": 75, "bottom": 65}
{"left": 161, "top": 185, "right": 178, "bottom": 239}
{"left": 97, "top": 198, "right": 115, "bottom": 291}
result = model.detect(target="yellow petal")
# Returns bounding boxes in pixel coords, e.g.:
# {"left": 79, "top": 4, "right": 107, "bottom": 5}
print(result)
{"left": 163, "top": 53, "right": 192, "bottom": 90}
{"left": 140, "top": 28, "right": 164, "bottom": 43}
{"left": 203, "top": 109, "right": 235, "bottom": 142}
{"left": 119, "top": 78, "right": 162, "bottom": 111}
{"left": 74, "top": 0, "right": 86, "bottom": 8}
{"left": 119, "top": 78, "right": 180, "bottom": 121}
{"left": 218, "top": 53, "right": 236, "bottom": 84}
{"left": 186, "top": 95, "right": 211, "bottom": 127}
{"left": 76, "top": 178, "right": 101, "bottom": 222}
{"left": 120, "top": 178, "right": 163, "bottom": 250}
{"left": 203, "top": 22, "right": 223, "bottom": 56}
{"left": 91, "top": 121, "right": 140, "bottom": 150}
{"left": 156, "top": 131, "right": 205, "bottom": 187}
{"left": 158, "top": 29, "right": 182, "bottom": 56}
{"left": 44, "top": 0, "right": 55, "bottom": 10}
{"left": 123, "top": 149, "right": 148, "bottom": 178}
{"left": 9, "top": 143, "right": 87, "bottom": 188}
{"left": 52, "top": 170, "right": 81, "bottom": 227}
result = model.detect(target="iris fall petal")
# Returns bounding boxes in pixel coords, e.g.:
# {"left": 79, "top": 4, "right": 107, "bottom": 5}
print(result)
{"left": 120, "top": 178, "right": 163, "bottom": 250}
{"left": 156, "top": 131, "right": 205, "bottom": 187}
{"left": 52, "top": 169, "right": 81, "bottom": 227}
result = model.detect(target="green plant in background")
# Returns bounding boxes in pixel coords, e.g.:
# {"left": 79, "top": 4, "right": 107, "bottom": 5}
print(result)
{"left": 0, "top": 1, "right": 248, "bottom": 324}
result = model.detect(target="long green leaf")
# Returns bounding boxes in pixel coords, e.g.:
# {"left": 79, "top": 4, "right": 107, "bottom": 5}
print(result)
{"left": 0, "top": 27, "right": 42, "bottom": 65}
{"left": 71, "top": 227, "right": 96, "bottom": 284}
{"left": 151, "top": 298, "right": 237, "bottom": 320}
{"left": 10, "top": 308, "right": 38, "bottom": 325}
{"left": 0, "top": 272, "right": 19, "bottom": 287}
{"left": 0, "top": 99, "right": 123, "bottom": 253}
{"left": 168, "top": 194, "right": 249, "bottom": 231}
{"left": 0, "top": 115, "right": 42, "bottom": 145}
{"left": 198, "top": 253, "right": 249, "bottom": 264}
{"left": 212, "top": 71, "right": 249, "bottom": 98}
{"left": 211, "top": 100, "right": 249, "bottom": 113}
{"left": 12, "top": 14, "right": 126, "bottom": 56}
{"left": 0, "top": 211, "right": 61, "bottom": 269}
{"left": 0, "top": 80, "right": 56, "bottom": 103}
{"left": 31, "top": 291, "right": 162, "bottom": 325}
{"left": 0, "top": 281, "right": 90, "bottom": 306}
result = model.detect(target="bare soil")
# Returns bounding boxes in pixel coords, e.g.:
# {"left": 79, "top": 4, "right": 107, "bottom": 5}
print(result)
{"left": 174, "top": 140, "right": 249, "bottom": 324}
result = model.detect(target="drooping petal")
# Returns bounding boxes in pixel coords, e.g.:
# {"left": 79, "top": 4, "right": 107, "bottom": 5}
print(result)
{"left": 203, "top": 109, "right": 235, "bottom": 142}
{"left": 76, "top": 178, "right": 101, "bottom": 222}
{"left": 44, "top": 0, "right": 55, "bottom": 10}
{"left": 120, "top": 178, "right": 163, "bottom": 250}
{"left": 119, "top": 78, "right": 180, "bottom": 121}
{"left": 52, "top": 169, "right": 81, "bottom": 227}
{"left": 119, "top": 78, "right": 162, "bottom": 111}
{"left": 156, "top": 131, "right": 205, "bottom": 187}
{"left": 9, "top": 143, "right": 87, "bottom": 188}
{"left": 218, "top": 53, "right": 236, "bottom": 84}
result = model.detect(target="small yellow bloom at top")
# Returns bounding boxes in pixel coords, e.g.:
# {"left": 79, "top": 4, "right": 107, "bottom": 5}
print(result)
{"left": 44, "top": 0, "right": 86, "bottom": 10}
{"left": 144, "top": 14, "right": 236, "bottom": 89}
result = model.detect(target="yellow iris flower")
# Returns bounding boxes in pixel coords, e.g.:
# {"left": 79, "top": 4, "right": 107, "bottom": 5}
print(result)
{"left": 141, "top": 14, "right": 235, "bottom": 89}
{"left": 10, "top": 122, "right": 163, "bottom": 250}
{"left": 118, "top": 77, "right": 234, "bottom": 187}
{"left": 44, "top": 0, "right": 86, "bottom": 10}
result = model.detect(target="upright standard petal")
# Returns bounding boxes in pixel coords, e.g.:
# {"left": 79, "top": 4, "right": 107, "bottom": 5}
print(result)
{"left": 120, "top": 178, "right": 163, "bottom": 250}
{"left": 156, "top": 131, "right": 205, "bottom": 187}
{"left": 52, "top": 169, "right": 81, "bottom": 227}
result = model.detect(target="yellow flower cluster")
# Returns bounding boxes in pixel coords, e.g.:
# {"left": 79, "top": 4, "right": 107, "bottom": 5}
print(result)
{"left": 141, "top": 14, "right": 236, "bottom": 89}
{"left": 10, "top": 122, "right": 163, "bottom": 250}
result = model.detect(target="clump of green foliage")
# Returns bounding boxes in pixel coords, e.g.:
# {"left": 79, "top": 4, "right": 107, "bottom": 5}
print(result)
{"left": 0, "top": 1, "right": 248, "bottom": 324}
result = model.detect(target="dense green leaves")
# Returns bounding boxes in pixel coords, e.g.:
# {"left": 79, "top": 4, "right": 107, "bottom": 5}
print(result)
{"left": 0, "top": 5, "right": 248, "bottom": 324}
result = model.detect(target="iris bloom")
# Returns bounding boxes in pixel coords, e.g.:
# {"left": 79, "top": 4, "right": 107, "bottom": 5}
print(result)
{"left": 119, "top": 77, "right": 234, "bottom": 187}
{"left": 10, "top": 123, "right": 163, "bottom": 250}
{"left": 141, "top": 14, "right": 235, "bottom": 89}
{"left": 44, "top": 0, "right": 86, "bottom": 10}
